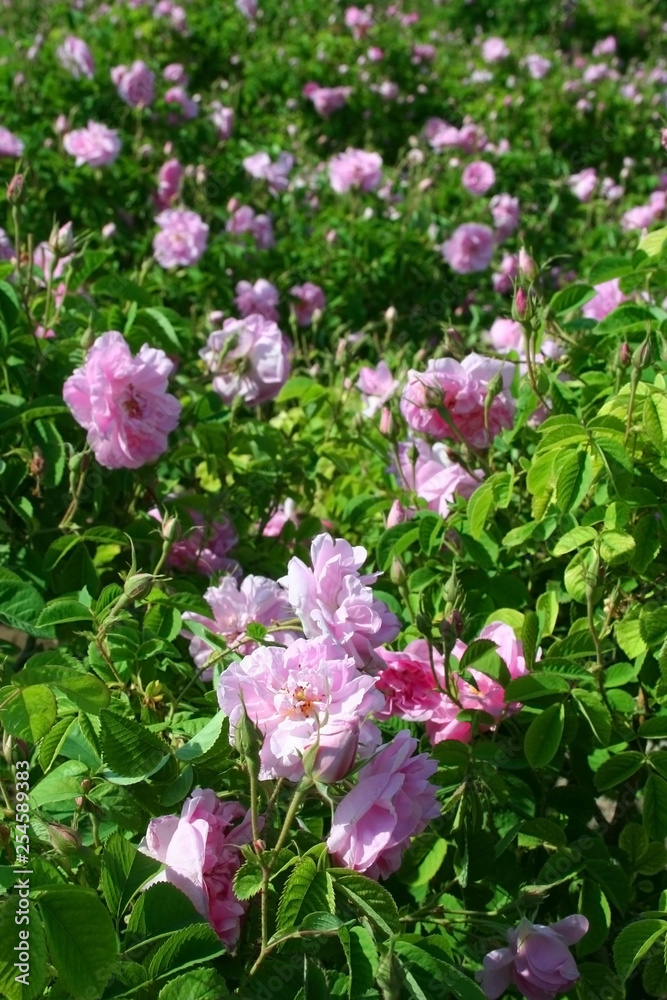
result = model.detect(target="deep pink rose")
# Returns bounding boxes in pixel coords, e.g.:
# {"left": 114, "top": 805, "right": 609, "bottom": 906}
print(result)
{"left": 375, "top": 639, "right": 444, "bottom": 722}
{"left": 326, "top": 730, "right": 440, "bottom": 880}
{"left": 462, "top": 160, "right": 496, "bottom": 195}
{"left": 200, "top": 314, "right": 291, "bottom": 405}
{"left": 138, "top": 788, "right": 255, "bottom": 949}
{"left": 329, "top": 148, "right": 383, "bottom": 193}
{"left": 153, "top": 209, "right": 208, "bottom": 268}
{"left": 279, "top": 532, "right": 401, "bottom": 669}
{"left": 290, "top": 283, "right": 326, "bottom": 326}
{"left": 63, "top": 121, "right": 121, "bottom": 167}
{"left": 442, "top": 223, "right": 495, "bottom": 273}
{"left": 112, "top": 61, "right": 155, "bottom": 107}
{"left": 234, "top": 279, "right": 280, "bottom": 322}
{"left": 56, "top": 36, "right": 95, "bottom": 79}
{"left": 217, "top": 635, "right": 384, "bottom": 781}
{"left": 400, "top": 353, "right": 515, "bottom": 448}
{"left": 479, "top": 915, "right": 589, "bottom": 1000}
{"left": 63, "top": 331, "right": 181, "bottom": 468}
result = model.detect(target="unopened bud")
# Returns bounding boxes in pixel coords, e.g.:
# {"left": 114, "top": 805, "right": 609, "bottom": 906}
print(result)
{"left": 51, "top": 221, "right": 74, "bottom": 254}
{"left": 387, "top": 500, "right": 408, "bottom": 529}
{"left": 389, "top": 556, "right": 406, "bottom": 585}
{"left": 7, "top": 173, "right": 23, "bottom": 204}
{"left": 48, "top": 822, "right": 83, "bottom": 856}
{"left": 512, "top": 286, "right": 529, "bottom": 320}
{"left": 379, "top": 406, "right": 393, "bottom": 435}
{"left": 80, "top": 327, "right": 95, "bottom": 351}
{"left": 632, "top": 339, "right": 651, "bottom": 371}
{"left": 518, "top": 248, "right": 537, "bottom": 280}
{"left": 161, "top": 514, "right": 181, "bottom": 543}
{"left": 384, "top": 305, "right": 398, "bottom": 327}
{"left": 619, "top": 342, "right": 630, "bottom": 366}
{"left": 80, "top": 778, "right": 93, "bottom": 792}
{"left": 2, "top": 732, "right": 13, "bottom": 764}
{"left": 123, "top": 572, "right": 154, "bottom": 600}
{"left": 234, "top": 707, "right": 263, "bottom": 763}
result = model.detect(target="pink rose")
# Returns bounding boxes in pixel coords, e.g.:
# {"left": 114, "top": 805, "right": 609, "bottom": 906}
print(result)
{"left": 524, "top": 54, "right": 551, "bottom": 79}
{"left": 164, "top": 86, "right": 199, "bottom": 119}
{"left": 138, "top": 788, "right": 254, "bottom": 949}
{"left": 153, "top": 209, "right": 208, "bottom": 268}
{"left": 462, "top": 160, "right": 496, "bottom": 196}
{"left": 489, "top": 318, "right": 523, "bottom": 352}
{"left": 567, "top": 168, "right": 598, "bottom": 202}
{"left": 56, "top": 36, "right": 95, "bottom": 79}
{"left": 290, "top": 282, "right": 326, "bottom": 326}
{"left": 63, "top": 331, "right": 181, "bottom": 468}
{"left": 490, "top": 193, "right": 520, "bottom": 240}
{"left": 63, "top": 121, "right": 121, "bottom": 167}
{"left": 149, "top": 506, "right": 238, "bottom": 577}
{"left": 0, "top": 127, "right": 23, "bottom": 159}
{"left": 492, "top": 252, "right": 519, "bottom": 293}
{"left": 163, "top": 63, "right": 188, "bottom": 85}
{"left": 392, "top": 439, "right": 482, "bottom": 517}
{"left": 329, "top": 148, "right": 383, "bottom": 193}
{"left": 482, "top": 37, "right": 510, "bottom": 63}
{"left": 225, "top": 205, "right": 275, "bottom": 249}
{"left": 183, "top": 574, "right": 298, "bottom": 679}
{"left": 236, "top": 0, "right": 258, "bottom": 17}
{"left": 200, "top": 314, "right": 291, "bottom": 405}
{"left": 582, "top": 278, "right": 629, "bottom": 321}
{"left": 262, "top": 497, "right": 300, "bottom": 537}
{"left": 243, "top": 151, "right": 294, "bottom": 195}
{"left": 155, "top": 158, "right": 184, "bottom": 210}
{"left": 479, "top": 915, "right": 589, "bottom": 1000}
{"left": 112, "top": 61, "right": 155, "bottom": 107}
{"left": 326, "top": 730, "right": 440, "bottom": 880}
{"left": 303, "top": 82, "right": 352, "bottom": 117}
{"left": 234, "top": 279, "right": 280, "bottom": 321}
{"left": 217, "top": 635, "right": 384, "bottom": 781}
{"left": 375, "top": 639, "right": 445, "bottom": 722}
{"left": 400, "top": 353, "right": 515, "bottom": 448}
{"left": 210, "top": 101, "right": 235, "bottom": 140}
{"left": 344, "top": 6, "right": 373, "bottom": 38}
{"left": 442, "top": 223, "right": 495, "bottom": 273}
{"left": 357, "top": 360, "right": 399, "bottom": 417}
{"left": 279, "top": 532, "right": 401, "bottom": 669}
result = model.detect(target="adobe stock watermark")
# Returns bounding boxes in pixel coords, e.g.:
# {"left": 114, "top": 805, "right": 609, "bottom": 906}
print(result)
{"left": 13, "top": 756, "right": 32, "bottom": 988}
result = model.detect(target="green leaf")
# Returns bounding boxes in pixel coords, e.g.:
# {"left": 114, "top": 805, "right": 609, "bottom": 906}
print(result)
{"left": 36, "top": 887, "right": 118, "bottom": 1000}
{"left": 0, "top": 901, "right": 47, "bottom": 1000}
{"left": 596, "top": 303, "right": 656, "bottom": 334}
{"left": 549, "top": 283, "right": 595, "bottom": 315}
{"left": 619, "top": 824, "right": 649, "bottom": 867}
{"left": 643, "top": 775, "right": 667, "bottom": 841}
{"left": 638, "top": 716, "right": 667, "bottom": 739}
{"left": 158, "top": 968, "right": 229, "bottom": 1000}
{"left": 144, "top": 604, "right": 182, "bottom": 641}
{"left": 521, "top": 611, "right": 540, "bottom": 672}
{"left": 126, "top": 883, "right": 206, "bottom": 944}
{"left": 14, "top": 659, "right": 109, "bottom": 714}
{"left": 458, "top": 639, "right": 499, "bottom": 672}
{"left": 38, "top": 716, "right": 76, "bottom": 771}
{"left": 552, "top": 526, "right": 597, "bottom": 556}
{"left": 639, "top": 607, "right": 667, "bottom": 649}
{"left": 175, "top": 713, "right": 227, "bottom": 762}
{"left": 331, "top": 871, "right": 401, "bottom": 935}
{"left": 588, "top": 257, "right": 633, "bottom": 285}
{"left": 147, "top": 923, "right": 224, "bottom": 979}
{"left": 30, "top": 760, "right": 89, "bottom": 814}
{"left": 536, "top": 591, "right": 559, "bottom": 636}
{"left": 573, "top": 689, "right": 612, "bottom": 744}
{"left": 524, "top": 703, "right": 564, "bottom": 767}
{"left": 613, "top": 919, "right": 667, "bottom": 982}
{"left": 564, "top": 547, "right": 600, "bottom": 604}
{"left": 578, "top": 880, "right": 611, "bottom": 956}
{"left": 504, "top": 673, "right": 570, "bottom": 701}
{"left": 638, "top": 226, "right": 667, "bottom": 258}
{"left": 555, "top": 449, "right": 592, "bottom": 513}
{"left": 101, "top": 832, "right": 161, "bottom": 921}
{"left": 233, "top": 857, "right": 264, "bottom": 901}
{"left": 277, "top": 857, "right": 317, "bottom": 931}
{"left": 36, "top": 599, "right": 94, "bottom": 626}
{"left": 600, "top": 530, "right": 635, "bottom": 566}
{"left": 466, "top": 484, "right": 494, "bottom": 540}
{"left": 0, "top": 685, "right": 57, "bottom": 742}
{"left": 100, "top": 709, "right": 170, "bottom": 778}
{"left": 0, "top": 580, "right": 53, "bottom": 639}
{"left": 594, "top": 752, "right": 645, "bottom": 791}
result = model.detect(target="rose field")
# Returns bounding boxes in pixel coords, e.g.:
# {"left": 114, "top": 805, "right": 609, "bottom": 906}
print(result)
{"left": 2, "top": 0, "right": 667, "bottom": 998}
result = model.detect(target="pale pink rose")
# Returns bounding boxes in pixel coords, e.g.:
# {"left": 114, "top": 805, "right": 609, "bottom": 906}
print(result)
{"left": 279, "top": 533, "right": 400, "bottom": 669}
{"left": 153, "top": 209, "right": 208, "bottom": 268}
{"left": 377, "top": 80, "right": 399, "bottom": 100}
{"left": 234, "top": 279, "right": 280, "bottom": 321}
{"left": 326, "top": 729, "right": 440, "bottom": 880}
{"left": 263, "top": 497, "right": 299, "bottom": 537}
{"left": 367, "top": 46, "right": 383, "bottom": 62}
{"left": 217, "top": 635, "right": 384, "bottom": 781}
{"left": 183, "top": 574, "right": 298, "bottom": 679}
{"left": 492, "top": 252, "right": 519, "bottom": 293}
{"left": 412, "top": 43, "right": 436, "bottom": 63}
{"left": 63, "top": 121, "right": 121, "bottom": 167}
{"left": 164, "top": 86, "right": 199, "bottom": 119}
{"left": 567, "top": 167, "right": 598, "bottom": 202}
{"left": 621, "top": 204, "right": 656, "bottom": 231}
{"left": 524, "top": 54, "right": 551, "bottom": 79}
{"left": 56, "top": 36, "right": 95, "bottom": 79}
{"left": 424, "top": 118, "right": 463, "bottom": 152}
{"left": 478, "top": 915, "right": 589, "bottom": 1000}
{"left": 303, "top": 82, "right": 352, "bottom": 117}
{"left": 138, "top": 788, "right": 255, "bottom": 949}
{"left": 482, "top": 37, "right": 510, "bottom": 62}
{"left": 442, "top": 223, "right": 495, "bottom": 273}
{"left": 592, "top": 35, "right": 616, "bottom": 56}
{"left": 344, "top": 5, "right": 373, "bottom": 38}
{"left": 401, "top": 353, "right": 515, "bottom": 448}
{"left": 581, "top": 278, "right": 628, "bottom": 320}
{"left": 155, "top": 158, "right": 184, "bottom": 210}
{"left": 462, "top": 160, "right": 496, "bottom": 195}
{"left": 200, "top": 314, "right": 291, "bottom": 405}
{"left": 149, "top": 506, "right": 238, "bottom": 578}
{"left": 357, "top": 360, "right": 399, "bottom": 417}
{"left": 32, "top": 236, "right": 73, "bottom": 284}
{"left": 243, "top": 151, "right": 294, "bottom": 195}
{"left": 163, "top": 63, "right": 188, "bottom": 85}
{"left": 225, "top": 205, "right": 274, "bottom": 249}
{"left": 290, "top": 283, "right": 326, "bottom": 326}
{"left": 490, "top": 193, "right": 520, "bottom": 240}
{"left": 63, "top": 331, "right": 181, "bottom": 469}
{"left": 236, "top": 0, "right": 258, "bottom": 17}
{"left": 210, "top": 101, "right": 235, "bottom": 139}
{"left": 489, "top": 318, "right": 523, "bottom": 352}
{"left": 393, "top": 439, "right": 481, "bottom": 517}
{"left": 112, "top": 60, "right": 155, "bottom": 107}
{"left": 329, "top": 148, "right": 383, "bottom": 193}
{"left": 0, "top": 127, "right": 24, "bottom": 158}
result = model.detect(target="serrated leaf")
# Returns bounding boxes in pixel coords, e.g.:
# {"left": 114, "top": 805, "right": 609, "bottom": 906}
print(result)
{"left": 36, "top": 599, "right": 94, "bottom": 626}
{"left": 466, "top": 484, "right": 494, "bottom": 541}
{"left": 233, "top": 857, "right": 264, "bottom": 901}
{"left": 277, "top": 857, "right": 317, "bottom": 930}
{"left": 0, "top": 685, "right": 57, "bottom": 742}
{"left": 101, "top": 832, "right": 161, "bottom": 921}
{"left": 332, "top": 871, "right": 401, "bottom": 935}
{"left": 594, "top": 752, "right": 645, "bottom": 791}
{"left": 573, "top": 689, "right": 612, "bottom": 745}
{"left": 600, "top": 530, "right": 635, "bottom": 566}
{"left": 643, "top": 775, "right": 667, "bottom": 841}
{"left": 552, "top": 526, "right": 597, "bottom": 556}
{"left": 37, "top": 887, "right": 118, "bottom": 1000}
{"left": 158, "top": 968, "right": 230, "bottom": 1000}
{"left": 613, "top": 919, "right": 667, "bottom": 982}
{"left": 100, "top": 709, "right": 170, "bottom": 778}
{"left": 0, "top": 901, "right": 47, "bottom": 1000}
{"left": 619, "top": 823, "right": 649, "bottom": 867}
{"left": 148, "top": 923, "right": 224, "bottom": 978}
{"left": 550, "top": 283, "right": 595, "bottom": 315}
{"left": 521, "top": 611, "right": 540, "bottom": 672}
{"left": 175, "top": 713, "right": 227, "bottom": 762}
